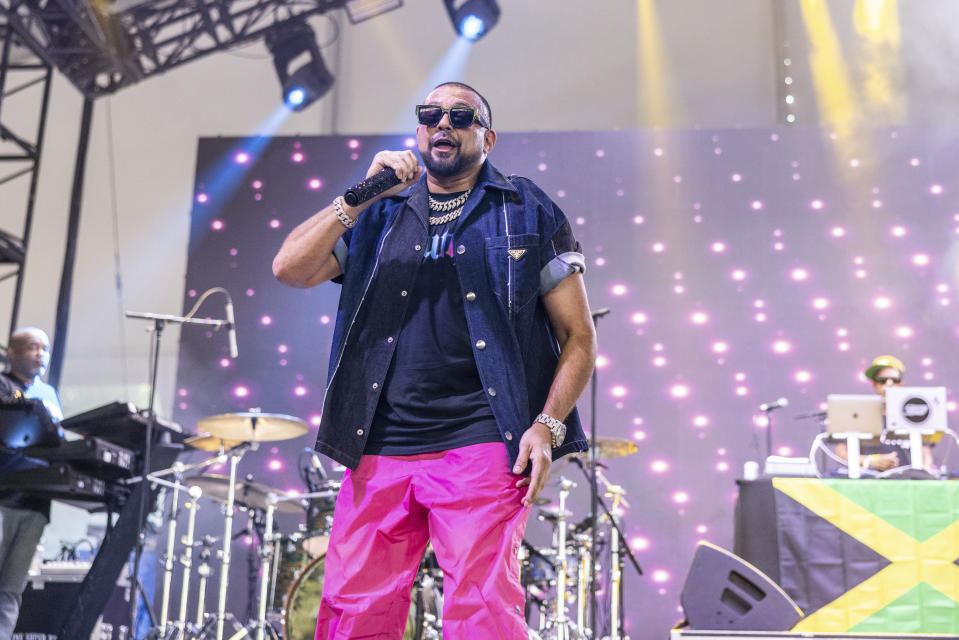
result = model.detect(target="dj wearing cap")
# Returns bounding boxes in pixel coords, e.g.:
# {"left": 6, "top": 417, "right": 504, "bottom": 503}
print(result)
{"left": 834, "top": 355, "right": 934, "bottom": 473}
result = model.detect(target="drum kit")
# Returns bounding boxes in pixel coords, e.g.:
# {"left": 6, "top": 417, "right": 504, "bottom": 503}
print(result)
{"left": 140, "top": 411, "right": 640, "bottom": 640}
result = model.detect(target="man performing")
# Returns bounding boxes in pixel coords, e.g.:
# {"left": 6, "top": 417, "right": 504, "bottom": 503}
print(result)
{"left": 0, "top": 328, "right": 63, "bottom": 637}
{"left": 835, "top": 355, "right": 934, "bottom": 473}
{"left": 273, "top": 82, "right": 596, "bottom": 638}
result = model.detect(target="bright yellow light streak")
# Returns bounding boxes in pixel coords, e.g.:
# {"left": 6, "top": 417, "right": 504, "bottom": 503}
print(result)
{"left": 636, "top": 0, "right": 674, "bottom": 128}
{"left": 853, "top": 0, "right": 904, "bottom": 122}
{"left": 798, "top": 0, "right": 857, "bottom": 137}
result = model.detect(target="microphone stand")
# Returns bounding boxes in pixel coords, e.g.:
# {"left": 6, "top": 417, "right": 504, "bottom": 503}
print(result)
{"left": 124, "top": 310, "right": 233, "bottom": 633}
{"left": 587, "top": 307, "right": 609, "bottom": 634}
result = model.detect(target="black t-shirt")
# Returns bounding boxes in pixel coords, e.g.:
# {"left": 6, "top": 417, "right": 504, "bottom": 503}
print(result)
{"left": 366, "top": 193, "right": 501, "bottom": 455}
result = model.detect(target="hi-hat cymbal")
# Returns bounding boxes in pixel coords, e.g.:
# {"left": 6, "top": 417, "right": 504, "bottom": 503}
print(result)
{"left": 184, "top": 433, "right": 245, "bottom": 452}
{"left": 189, "top": 474, "right": 303, "bottom": 514}
{"left": 198, "top": 412, "right": 308, "bottom": 443}
{"left": 573, "top": 436, "right": 638, "bottom": 460}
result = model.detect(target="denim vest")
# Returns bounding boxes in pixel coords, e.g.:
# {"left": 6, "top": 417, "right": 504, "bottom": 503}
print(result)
{"left": 315, "top": 161, "right": 588, "bottom": 470}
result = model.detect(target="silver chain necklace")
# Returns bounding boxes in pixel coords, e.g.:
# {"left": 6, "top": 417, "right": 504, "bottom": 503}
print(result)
{"left": 428, "top": 189, "right": 471, "bottom": 225}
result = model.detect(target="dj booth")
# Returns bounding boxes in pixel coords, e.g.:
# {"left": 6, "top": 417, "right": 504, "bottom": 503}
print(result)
{"left": 734, "top": 477, "right": 959, "bottom": 635}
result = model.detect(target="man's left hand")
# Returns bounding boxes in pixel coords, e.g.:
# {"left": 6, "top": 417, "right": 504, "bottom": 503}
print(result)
{"left": 513, "top": 422, "right": 552, "bottom": 507}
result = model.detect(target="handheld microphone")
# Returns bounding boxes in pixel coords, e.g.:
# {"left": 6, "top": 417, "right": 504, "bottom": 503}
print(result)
{"left": 591, "top": 307, "right": 612, "bottom": 319}
{"left": 759, "top": 397, "right": 789, "bottom": 412}
{"left": 225, "top": 300, "right": 238, "bottom": 359}
{"left": 343, "top": 167, "right": 402, "bottom": 207}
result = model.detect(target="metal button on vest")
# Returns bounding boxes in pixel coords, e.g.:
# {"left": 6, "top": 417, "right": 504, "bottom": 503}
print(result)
{"left": 466, "top": 292, "right": 476, "bottom": 301}
{"left": 372, "top": 382, "right": 378, "bottom": 390}
{"left": 401, "top": 290, "right": 408, "bottom": 297}
{"left": 505, "top": 431, "right": 513, "bottom": 441}
{"left": 387, "top": 336, "right": 394, "bottom": 343}
{"left": 456, "top": 245, "right": 466, "bottom": 255}
{"left": 475, "top": 340, "right": 486, "bottom": 350}
{"left": 356, "top": 428, "right": 364, "bottom": 436}
{"left": 414, "top": 244, "right": 422, "bottom": 252}
{"left": 487, "top": 387, "right": 496, "bottom": 397}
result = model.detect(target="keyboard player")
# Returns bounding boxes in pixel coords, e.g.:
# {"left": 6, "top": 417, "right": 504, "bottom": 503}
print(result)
{"left": 0, "top": 328, "right": 63, "bottom": 637}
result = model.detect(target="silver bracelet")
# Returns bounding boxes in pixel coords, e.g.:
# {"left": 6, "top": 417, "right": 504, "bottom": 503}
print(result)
{"left": 332, "top": 196, "right": 356, "bottom": 229}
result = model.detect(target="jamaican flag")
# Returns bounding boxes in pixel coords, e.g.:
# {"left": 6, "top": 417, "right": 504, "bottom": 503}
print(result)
{"left": 749, "top": 478, "right": 959, "bottom": 633}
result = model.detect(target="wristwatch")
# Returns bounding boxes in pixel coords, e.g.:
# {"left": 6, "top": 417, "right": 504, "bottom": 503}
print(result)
{"left": 535, "top": 413, "right": 567, "bottom": 449}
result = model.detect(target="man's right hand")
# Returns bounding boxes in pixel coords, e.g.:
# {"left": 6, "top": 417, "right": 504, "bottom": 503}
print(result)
{"left": 871, "top": 452, "right": 899, "bottom": 471}
{"left": 366, "top": 150, "right": 422, "bottom": 201}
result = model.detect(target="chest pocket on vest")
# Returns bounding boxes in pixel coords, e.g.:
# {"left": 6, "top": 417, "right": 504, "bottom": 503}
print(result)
{"left": 486, "top": 234, "right": 540, "bottom": 311}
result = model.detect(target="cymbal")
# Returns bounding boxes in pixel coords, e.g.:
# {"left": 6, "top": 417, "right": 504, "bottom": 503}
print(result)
{"left": 198, "top": 412, "right": 308, "bottom": 443}
{"left": 573, "top": 436, "right": 638, "bottom": 460}
{"left": 184, "top": 433, "right": 245, "bottom": 451}
{"left": 188, "top": 474, "right": 304, "bottom": 514}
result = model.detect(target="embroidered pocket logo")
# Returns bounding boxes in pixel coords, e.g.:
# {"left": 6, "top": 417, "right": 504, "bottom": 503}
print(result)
{"left": 507, "top": 249, "right": 527, "bottom": 261}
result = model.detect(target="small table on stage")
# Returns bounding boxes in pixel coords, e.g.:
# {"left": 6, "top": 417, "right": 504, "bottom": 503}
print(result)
{"left": 734, "top": 477, "right": 959, "bottom": 635}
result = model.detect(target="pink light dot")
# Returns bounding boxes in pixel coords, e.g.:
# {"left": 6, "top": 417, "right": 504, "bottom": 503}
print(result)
{"left": 810, "top": 199, "right": 824, "bottom": 210}
{"left": 653, "top": 343, "right": 665, "bottom": 352}
{"left": 653, "top": 147, "right": 664, "bottom": 157}
{"left": 690, "top": 311, "right": 709, "bottom": 325}
{"left": 930, "top": 184, "right": 944, "bottom": 195}
{"left": 922, "top": 357, "right": 933, "bottom": 366}
{"left": 673, "top": 175, "right": 682, "bottom": 183}
{"left": 310, "top": 414, "right": 322, "bottom": 426}
{"left": 254, "top": 193, "right": 262, "bottom": 201}
{"left": 278, "top": 344, "right": 288, "bottom": 353}
{"left": 291, "top": 152, "right": 304, "bottom": 163}
{"left": 711, "top": 242, "right": 726, "bottom": 253}
{"left": 269, "top": 219, "right": 281, "bottom": 229}
{"left": 895, "top": 325, "right": 913, "bottom": 338}
{"left": 736, "top": 386, "right": 749, "bottom": 396}
{"left": 246, "top": 289, "right": 255, "bottom": 296}
{"left": 693, "top": 415, "right": 709, "bottom": 428}
{"left": 711, "top": 341, "right": 728, "bottom": 354}
{"left": 837, "top": 327, "right": 848, "bottom": 337}
{"left": 630, "top": 537, "right": 651, "bottom": 551}
{"left": 196, "top": 193, "right": 208, "bottom": 203}
{"left": 838, "top": 342, "right": 850, "bottom": 351}
{"left": 735, "top": 372, "right": 746, "bottom": 381}
{"left": 633, "top": 430, "right": 647, "bottom": 441}
{"left": 754, "top": 414, "right": 770, "bottom": 428}
{"left": 650, "top": 459, "right": 670, "bottom": 473}
{"left": 791, "top": 268, "right": 809, "bottom": 281}
{"left": 651, "top": 570, "right": 671, "bottom": 583}
{"left": 672, "top": 491, "right": 689, "bottom": 504}
{"left": 211, "top": 220, "right": 224, "bottom": 231}
{"left": 235, "top": 152, "right": 250, "bottom": 164}
{"left": 910, "top": 157, "right": 920, "bottom": 166}
{"left": 268, "top": 459, "right": 284, "bottom": 471}
{"left": 831, "top": 226, "right": 846, "bottom": 238}
{"left": 754, "top": 300, "right": 766, "bottom": 309}
{"left": 252, "top": 180, "right": 263, "bottom": 189}
{"left": 574, "top": 217, "right": 585, "bottom": 225}
{"left": 595, "top": 257, "right": 606, "bottom": 266}
{"left": 633, "top": 215, "right": 645, "bottom": 225}
{"left": 294, "top": 385, "right": 308, "bottom": 397}
{"left": 670, "top": 384, "right": 690, "bottom": 399}
{"left": 937, "top": 283, "right": 949, "bottom": 293}
{"left": 233, "top": 385, "right": 249, "bottom": 398}
{"left": 309, "top": 178, "right": 323, "bottom": 190}
{"left": 912, "top": 254, "right": 930, "bottom": 266}
{"left": 855, "top": 269, "right": 867, "bottom": 279}
{"left": 812, "top": 297, "right": 829, "bottom": 310}
{"left": 772, "top": 340, "right": 792, "bottom": 354}
{"left": 754, "top": 313, "right": 767, "bottom": 322}
{"left": 631, "top": 312, "right": 648, "bottom": 324}
{"left": 777, "top": 446, "right": 793, "bottom": 456}
{"left": 177, "top": 388, "right": 188, "bottom": 397}
{"left": 651, "top": 242, "right": 665, "bottom": 253}
{"left": 674, "top": 285, "right": 685, "bottom": 294}
{"left": 652, "top": 356, "right": 667, "bottom": 367}
{"left": 750, "top": 200, "right": 763, "bottom": 210}
{"left": 320, "top": 315, "right": 331, "bottom": 324}
{"left": 595, "top": 355, "right": 609, "bottom": 368}
{"left": 611, "top": 385, "right": 628, "bottom": 398}
{"left": 872, "top": 199, "right": 882, "bottom": 208}
{"left": 849, "top": 158, "right": 860, "bottom": 168}
{"left": 716, "top": 461, "right": 730, "bottom": 472}
{"left": 696, "top": 524, "right": 709, "bottom": 534}
{"left": 731, "top": 269, "right": 747, "bottom": 281}
{"left": 595, "top": 149, "right": 605, "bottom": 157}
{"left": 260, "top": 315, "right": 273, "bottom": 325}
{"left": 611, "top": 284, "right": 628, "bottom": 296}
{"left": 891, "top": 226, "right": 907, "bottom": 238}
{"left": 219, "top": 358, "right": 230, "bottom": 368}
{"left": 873, "top": 296, "right": 892, "bottom": 310}
{"left": 924, "top": 372, "right": 935, "bottom": 381}
{"left": 795, "top": 370, "right": 812, "bottom": 383}
{"left": 731, "top": 173, "right": 742, "bottom": 182}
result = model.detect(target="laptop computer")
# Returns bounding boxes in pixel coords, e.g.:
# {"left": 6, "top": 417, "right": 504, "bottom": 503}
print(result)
{"left": 826, "top": 394, "right": 884, "bottom": 437}
{"left": 884, "top": 386, "right": 947, "bottom": 435}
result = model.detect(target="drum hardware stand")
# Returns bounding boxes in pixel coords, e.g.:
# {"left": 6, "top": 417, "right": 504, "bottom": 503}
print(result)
{"left": 604, "top": 485, "right": 626, "bottom": 640}
{"left": 551, "top": 476, "right": 577, "bottom": 640}
{"left": 195, "top": 535, "right": 218, "bottom": 630}
{"left": 574, "top": 531, "right": 593, "bottom": 634}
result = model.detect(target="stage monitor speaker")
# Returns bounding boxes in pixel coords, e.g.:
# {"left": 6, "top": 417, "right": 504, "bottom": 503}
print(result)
{"left": 680, "top": 541, "right": 803, "bottom": 631}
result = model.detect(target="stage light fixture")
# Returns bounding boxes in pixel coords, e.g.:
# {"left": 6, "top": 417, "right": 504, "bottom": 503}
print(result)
{"left": 443, "top": 0, "right": 500, "bottom": 41}
{"left": 265, "top": 19, "right": 334, "bottom": 111}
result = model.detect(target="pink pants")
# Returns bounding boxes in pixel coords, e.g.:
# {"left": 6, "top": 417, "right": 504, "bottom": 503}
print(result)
{"left": 315, "top": 442, "right": 530, "bottom": 639}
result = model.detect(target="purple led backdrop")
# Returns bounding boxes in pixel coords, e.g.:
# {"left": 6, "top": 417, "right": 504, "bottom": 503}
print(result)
{"left": 174, "top": 128, "right": 959, "bottom": 635}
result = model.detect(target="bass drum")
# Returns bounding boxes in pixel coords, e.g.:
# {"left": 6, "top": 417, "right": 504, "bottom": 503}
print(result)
{"left": 283, "top": 554, "right": 442, "bottom": 640}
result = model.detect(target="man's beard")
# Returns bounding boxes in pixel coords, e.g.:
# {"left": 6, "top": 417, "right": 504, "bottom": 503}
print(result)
{"left": 421, "top": 143, "right": 482, "bottom": 177}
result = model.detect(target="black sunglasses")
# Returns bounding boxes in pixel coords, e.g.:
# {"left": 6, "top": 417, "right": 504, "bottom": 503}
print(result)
{"left": 875, "top": 376, "right": 902, "bottom": 385}
{"left": 415, "top": 104, "right": 488, "bottom": 129}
